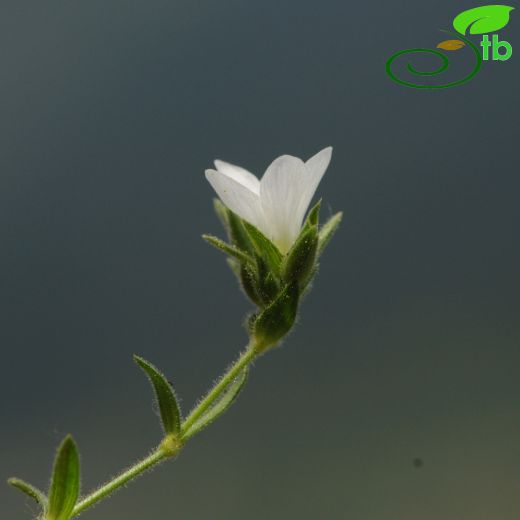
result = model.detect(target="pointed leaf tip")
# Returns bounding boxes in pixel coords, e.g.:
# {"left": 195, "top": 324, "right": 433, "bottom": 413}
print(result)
{"left": 304, "top": 199, "right": 322, "bottom": 229}
{"left": 202, "top": 234, "right": 253, "bottom": 265}
{"left": 48, "top": 435, "right": 80, "bottom": 520}
{"left": 8, "top": 478, "right": 47, "bottom": 509}
{"left": 317, "top": 211, "right": 343, "bottom": 257}
{"left": 134, "top": 355, "right": 182, "bottom": 436}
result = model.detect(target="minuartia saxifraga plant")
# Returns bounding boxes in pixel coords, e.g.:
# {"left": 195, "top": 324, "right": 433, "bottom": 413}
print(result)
{"left": 8, "top": 147, "right": 342, "bottom": 520}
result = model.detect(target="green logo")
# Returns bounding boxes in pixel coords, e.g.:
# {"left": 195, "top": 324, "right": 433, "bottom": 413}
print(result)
{"left": 386, "top": 5, "right": 514, "bottom": 89}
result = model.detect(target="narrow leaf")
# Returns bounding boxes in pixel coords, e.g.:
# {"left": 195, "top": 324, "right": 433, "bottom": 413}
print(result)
{"left": 453, "top": 5, "right": 514, "bottom": 35}
{"left": 202, "top": 234, "right": 254, "bottom": 266}
{"left": 8, "top": 478, "right": 47, "bottom": 509}
{"left": 317, "top": 212, "right": 343, "bottom": 257}
{"left": 182, "top": 368, "right": 248, "bottom": 440}
{"left": 242, "top": 220, "right": 283, "bottom": 275}
{"left": 47, "top": 435, "right": 80, "bottom": 520}
{"left": 134, "top": 356, "right": 182, "bottom": 436}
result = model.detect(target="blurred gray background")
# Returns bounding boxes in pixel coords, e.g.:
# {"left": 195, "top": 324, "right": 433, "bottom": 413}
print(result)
{"left": 1, "top": 1, "right": 519, "bottom": 519}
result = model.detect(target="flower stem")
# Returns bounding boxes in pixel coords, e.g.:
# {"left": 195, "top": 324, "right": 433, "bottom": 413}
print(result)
{"left": 70, "top": 343, "right": 259, "bottom": 518}
{"left": 72, "top": 448, "right": 167, "bottom": 516}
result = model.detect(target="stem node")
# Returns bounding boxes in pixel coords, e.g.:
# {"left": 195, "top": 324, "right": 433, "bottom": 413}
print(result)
{"left": 160, "top": 434, "right": 183, "bottom": 458}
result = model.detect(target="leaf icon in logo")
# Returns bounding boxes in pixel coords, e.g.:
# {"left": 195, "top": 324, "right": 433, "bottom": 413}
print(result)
{"left": 437, "top": 39, "right": 466, "bottom": 51}
{"left": 453, "top": 5, "right": 514, "bottom": 35}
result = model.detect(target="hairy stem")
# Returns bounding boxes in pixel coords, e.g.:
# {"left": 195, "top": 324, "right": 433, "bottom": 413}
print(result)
{"left": 181, "top": 345, "right": 257, "bottom": 435}
{"left": 72, "top": 448, "right": 167, "bottom": 516}
{"left": 70, "top": 343, "right": 259, "bottom": 518}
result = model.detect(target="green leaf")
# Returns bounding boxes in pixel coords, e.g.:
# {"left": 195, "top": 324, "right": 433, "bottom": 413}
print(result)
{"left": 254, "top": 281, "right": 299, "bottom": 349}
{"left": 283, "top": 224, "right": 318, "bottom": 288}
{"left": 202, "top": 234, "right": 254, "bottom": 266}
{"left": 317, "top": 212, "right": 343, "bottom": 257}
{"left": 8, "top": 478, "right": 47, "bottom": 510}
{"left": 242, "top": 221, "right": 283, "bottom": 275}
{"left": 134, "top": 356, "right": 182, "bottom": 436}
{"left": 182, "top": 368, "right": 248, "bottom": 440}
{"left": 453, "top": 5, "right": 514, "bottom": 35}
{"left": 47, "top": 435, "right": 80, "bottom": 520}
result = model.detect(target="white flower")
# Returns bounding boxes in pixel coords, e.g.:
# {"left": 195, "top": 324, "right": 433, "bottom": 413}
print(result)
{"left": 205, "top": 147, "right": 332, "bottom": 253}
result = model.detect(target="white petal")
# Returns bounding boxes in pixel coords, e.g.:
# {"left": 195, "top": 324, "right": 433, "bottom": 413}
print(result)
{"left": 259, "top": 155, "right": 308, "bottom": 252}
{"left": 299, "top": 146, "right": 332, "bottom": 218}
{"left": 214, "top": 160, "right": 260, "bottom": 195}
{"left": 205, "top": 169, "right": 265, "bottom": 230}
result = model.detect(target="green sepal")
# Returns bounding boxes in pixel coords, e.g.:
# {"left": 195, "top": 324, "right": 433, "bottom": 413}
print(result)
{"left": 134, "top": 355, "right": 182, "bottom": 436}
{"left": 261, "top": 272, "right": 281, "bottom": 304}
{"left": 317, "top": 212, "right": 343, "bottom": 257}
{"left": 255, "top": 253, "right": 281, "bottom": 305}
{"left": 227, "top": 210, "right": 255, "bottom": 254}
{"left": 282, "top": 224, "right": 318, "bottom": 288}
{"left": 240, "top": 263, "right": 263, "bottom": 306}
{"left": 202, "top": 234, "right": 254, "bottom": 266}
{"left": 8, "top": 477, "right": 48, "bottom": 510}
{"left": 242, "top": 221, "right": 282, "bottom": 275}
{"left": 182, "top": 368, "right": 248, "bottom": 440}
{"left": 212, "top": 198, "right": 230, "bottom": 234}
{"left": 303, "top": 199, "right": 321, "bottom": 230}
{"left": 47, "top": 435, "right": 80, "bottom": 520}
{"left": 253, "top": 281, "right": 299, "bottom": 349}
